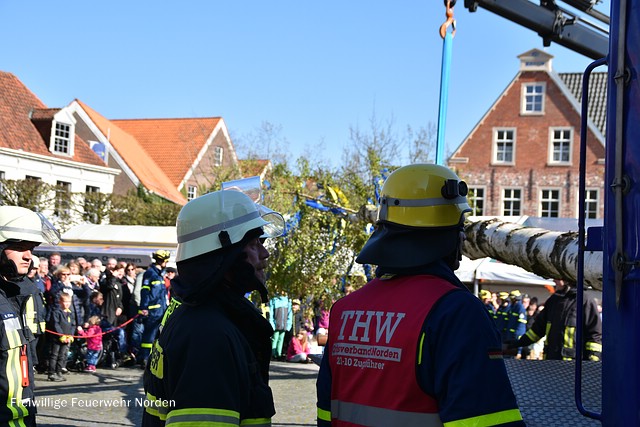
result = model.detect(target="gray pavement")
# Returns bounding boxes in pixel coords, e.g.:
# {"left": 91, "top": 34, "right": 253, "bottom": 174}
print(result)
{"left": 33, "top": 359, "right": 319, "bottom": 427}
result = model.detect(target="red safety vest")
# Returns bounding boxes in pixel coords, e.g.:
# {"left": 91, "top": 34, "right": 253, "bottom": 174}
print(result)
{"left": 327, "top": 275, "right": 457, "bottom": 426}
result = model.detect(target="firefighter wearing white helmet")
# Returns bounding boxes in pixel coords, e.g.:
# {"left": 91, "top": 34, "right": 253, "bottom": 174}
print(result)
{"left": 143, "top": 190, "right": 284, "bottom": 427}
{"left": 317, "top": 164, "right": 525, "bottom": 427}
{"left": 0, "top": 206, "right": 60, "bottom": 427}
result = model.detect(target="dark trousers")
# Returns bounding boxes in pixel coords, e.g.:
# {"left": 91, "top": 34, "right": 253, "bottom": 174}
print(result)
{"left": 48, "top": 340, "right": 69, "bottom": 374}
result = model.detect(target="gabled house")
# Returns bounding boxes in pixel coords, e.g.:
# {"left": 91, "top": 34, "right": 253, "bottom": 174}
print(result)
{"left": 0, "top": 71, "right": 120, "bottom": 223}
{"left": 448, "top": 49, "right": 606, "bottom": 219}
{"left": 68, "top": 100, "right": 240, "bottom": 205}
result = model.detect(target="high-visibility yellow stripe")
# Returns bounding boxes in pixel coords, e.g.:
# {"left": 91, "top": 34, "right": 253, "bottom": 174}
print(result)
{"left": 586, "top": 342, "right": 602, "bottom": 352}
{"left": 148, "top": 304, "right": 161, "bottom": 309}
{"left": 144, "top": 392, "right": 169, "bottom": 421}
{"left": 525, "top": 329, "right": 540, "bottom": 342}
{"left": 240, "top": 417, "right": 271, "bottom": 426}
{"left": 317, "top": 407, "right": 331, "bottom": 422}
{"left": 418, "top": 332, "right": 426, "bottom": 365}
{"left": 5, "top": 329, "right": 28, "bottom": 421}
{"left": 165, "top": 407, "right": 241, "bottom": 426}
{"left": 564, "top": 326, "right": 575, "bottom": 349}
{"left": 443, "top": 408, "right": 523, "bottom": 427}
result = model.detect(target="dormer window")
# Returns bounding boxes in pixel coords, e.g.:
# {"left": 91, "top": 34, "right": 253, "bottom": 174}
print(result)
{"left": 54, "top": 122, "right": 71, "bottom": 154}
{"left": 49, "top": 109, "right": 76, "bottom": 157}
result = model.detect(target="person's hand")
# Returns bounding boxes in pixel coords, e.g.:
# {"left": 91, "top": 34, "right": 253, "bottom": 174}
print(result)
{"left": 140, "top": 309, "right": 149, "bottom": 316}
{"left": 115, "top": 307, "right": 122, "bottom": 316}
{"left": 83, "top": 322, "right": 89, "bottom": 329}
{"left": 77, "top": 326, "right": 83, "bottom": 332}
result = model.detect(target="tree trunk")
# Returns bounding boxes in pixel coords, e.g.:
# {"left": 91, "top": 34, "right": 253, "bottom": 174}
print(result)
{"left": 463, "top": 218, "right": 603, "bottom": 290}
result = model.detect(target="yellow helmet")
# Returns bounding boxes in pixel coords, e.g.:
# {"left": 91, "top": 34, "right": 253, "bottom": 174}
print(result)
{"left": 356, "top": 164, "right": 471, "bottom": 269}
{"left": 377, "top": 164, "right": 471, "bottom": 228}
{"left": 479, "top": 289, "right": 492, "bottom": 300}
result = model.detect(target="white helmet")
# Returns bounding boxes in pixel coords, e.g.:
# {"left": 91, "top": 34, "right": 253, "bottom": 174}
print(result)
{"left": 176, "top": 190, "right": 284, "bottom": 262}
{"left": 0, "top": 206, "right": 60, "bottom": 245}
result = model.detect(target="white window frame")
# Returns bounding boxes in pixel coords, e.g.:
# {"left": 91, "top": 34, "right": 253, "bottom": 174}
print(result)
{"left": 187, "top": 185, "right": 197, "bottom": 201}
{"left": 539, "top": 188, "right": 561, "bottom": 217}
{"left": 493, "top": 128, "right": 516, "bottom": 165}
{"left": 521, "top": 82, "right": 546, "bottom": 115}
{"left": 502, "top": 188, "right": 522, "bottom": 216}
{"left": 51, "top": 121, "right": 73, "bottom": 156}
{"left": 468, "top": 186, "right": 486, "bottom": 216}
{"left": 214, "top": 146, "right": 223, "bottom": 167}
{"left": 548, "top": 127, "right": 573, "bottom": 165}
{"left": 583, "top": 188, "right": 600, "bottom": 219}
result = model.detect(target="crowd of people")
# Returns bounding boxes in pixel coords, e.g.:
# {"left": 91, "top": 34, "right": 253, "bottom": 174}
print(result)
{"left": 28, "top": 249, "right": 175, "bottom": 380}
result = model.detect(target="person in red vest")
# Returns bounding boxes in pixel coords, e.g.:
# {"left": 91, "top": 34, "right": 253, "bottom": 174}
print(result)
{"left": 316, "top": 164, "right": 524, "bottom": 427}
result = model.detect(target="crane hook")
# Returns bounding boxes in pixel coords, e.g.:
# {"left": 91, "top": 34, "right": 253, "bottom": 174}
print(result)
{"left": 440, "top": 0, "right": 456, "bottom": 39}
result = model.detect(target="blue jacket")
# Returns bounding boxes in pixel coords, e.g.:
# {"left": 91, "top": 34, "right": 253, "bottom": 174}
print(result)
{"left": 140, "top": 264, "right": 168, "bottom": 317}
{"left": 505, "top": 300, "right": 527, "bottom": 342}
{"left": 269, "top": 295, "right": 292, "bottom": 332}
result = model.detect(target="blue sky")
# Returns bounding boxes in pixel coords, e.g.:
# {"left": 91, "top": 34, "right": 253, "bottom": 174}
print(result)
{"left": 0, "top": 1, "right": 609, "bottom": 168}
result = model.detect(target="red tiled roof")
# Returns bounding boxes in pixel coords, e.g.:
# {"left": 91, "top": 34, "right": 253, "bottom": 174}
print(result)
{"left": 75, "top": 100, "right": 187, "bottom": 205}
{"left": 0, "top": 72, "right": 104, "bottom": 166}
{"left": 238, "top": 159, "right": 272, "bottom": 178}
{"left": 112, "top": 117, "right": 221, "bottom": 188}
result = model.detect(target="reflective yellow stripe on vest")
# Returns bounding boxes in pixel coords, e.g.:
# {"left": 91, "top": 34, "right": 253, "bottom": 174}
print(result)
{"left": 165, "top": 407, "right": 241, "bottom": 426}
{"left": 444, "top": 408, "right": 523, "bottom": 427}
{"left": 148, "top": 304, "right": 161, "bottom": 310}
{"left": 4, "top": 318, "right": 29, "bottom": 420}
{"left": 331, "top": 400, "right": 443, "bottom": 426}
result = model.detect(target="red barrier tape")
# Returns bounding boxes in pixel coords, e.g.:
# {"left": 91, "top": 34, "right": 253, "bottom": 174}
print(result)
{"left": 45, "top": 314, "right": 140, "bottom": 339}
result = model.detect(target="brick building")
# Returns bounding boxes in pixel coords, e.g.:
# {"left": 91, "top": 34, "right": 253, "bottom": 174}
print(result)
{"left": 448, "top": 49, "right": 607, "bottom": 219}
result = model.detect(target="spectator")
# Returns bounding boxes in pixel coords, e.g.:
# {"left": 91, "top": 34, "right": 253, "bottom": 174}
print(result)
{"left": 38, "top": 256, "right": 51, "bottom": 293}
{"left": 100, "top": 264, "right": 125, "bottom": 326}
{"left": 48, "top": 252, "right": 62, "bottom": 272}
{"left": 286, "top": 331, "right": 312, "bottom": 363}
{"left": 84, "top": 268, "right": 101, "bottom": 293}
{"left": 269, "top": 291, "right": 292, "bottom": 361}
{"left": 78, "top": 315, "right": 103, "bottom": 373}
{"left": 47, "top": 293, "right": 79, "bottom": 382}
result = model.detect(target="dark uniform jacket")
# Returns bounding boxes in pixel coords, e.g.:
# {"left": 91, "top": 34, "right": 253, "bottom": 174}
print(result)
{"left": 0, "top": 277, "right": 36, "bottom": 426}
{"left": 142, "top": 283, "right": 275, "bottom": 426}
{"left": 140, "top": 265, "right": 167, "bottom": 318}
{"left": 516, "top": 288, "right": 602, "bottom": 360}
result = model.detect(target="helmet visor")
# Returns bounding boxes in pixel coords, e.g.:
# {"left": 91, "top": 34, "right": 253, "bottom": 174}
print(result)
{"left": 258, "top": 205, "right": 285, "bottom": 238}
{"left": 37, "top": 212, "right": 61, "bottom": 245}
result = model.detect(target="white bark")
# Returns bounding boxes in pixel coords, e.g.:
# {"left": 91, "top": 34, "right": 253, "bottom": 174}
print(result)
{"left": 463, "top": 218, "right": 603, "bottom": 290}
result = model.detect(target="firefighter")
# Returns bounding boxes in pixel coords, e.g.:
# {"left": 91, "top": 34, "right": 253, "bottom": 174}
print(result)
{"left": 137, "top": 250, "right": 171, "bottom": 368}
{"left": 505, "top": 290, "right": 528, "bottom": 358}
{"left": 509, "top": 279, "right": 602, "bottom": 361}
{"left": 316, "top": 164, "right": 524, "bottom": 427}
{"left": 142, "top": 190, "right": 284, "bottom": 426}
{"left": 0, "top": 206, "right": 60, "bottom": 427}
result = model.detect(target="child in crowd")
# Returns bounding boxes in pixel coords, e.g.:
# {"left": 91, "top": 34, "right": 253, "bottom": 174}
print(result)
{"left": 79, "top": 315, "right": 103, "bottom": 372}
{"left": 286, "top": 331, "right": 312, "bottom": 363}
{"left": 47, "top": 292, "right": 79, "bottom": 381}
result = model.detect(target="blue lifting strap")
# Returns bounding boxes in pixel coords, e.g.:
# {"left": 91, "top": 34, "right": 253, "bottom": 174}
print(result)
{"left": 436, "top": 32, "right": 453, "bottom": 166}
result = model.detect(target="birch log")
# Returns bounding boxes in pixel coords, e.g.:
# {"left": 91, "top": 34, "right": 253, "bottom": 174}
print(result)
{"left": 463, "top": 218, "right": 603, "bottom": 290}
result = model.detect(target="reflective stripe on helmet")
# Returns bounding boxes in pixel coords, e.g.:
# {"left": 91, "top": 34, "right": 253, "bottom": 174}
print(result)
{"left": 177, "top": 210, "right": 261, "bottom": 244}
